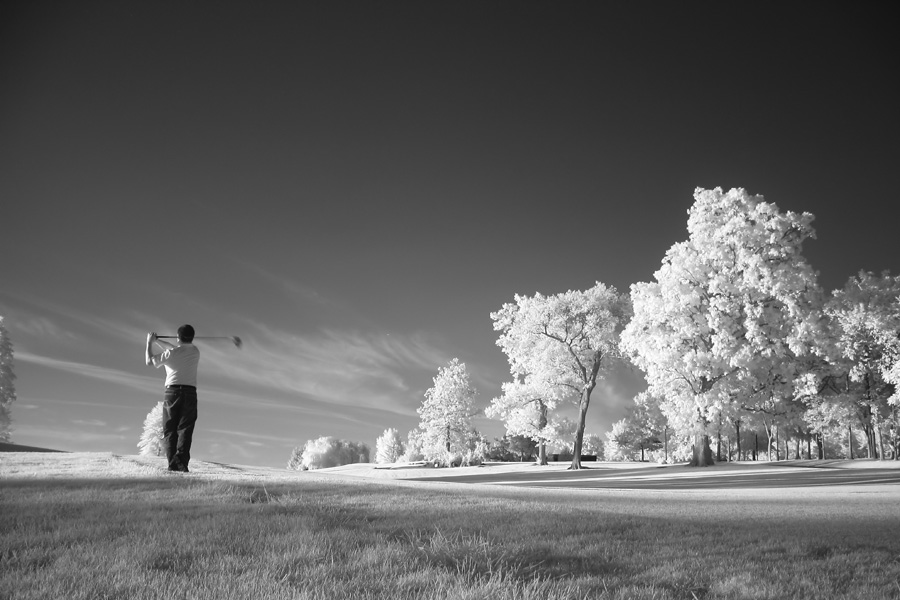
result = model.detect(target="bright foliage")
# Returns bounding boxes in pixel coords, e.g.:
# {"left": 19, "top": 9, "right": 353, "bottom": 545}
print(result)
{"left": 417, "top": 358, "right": 477, "bottom": 463}
{"left": 289, "top": 436, "right": 370, "bottom": 470}
{"left": 137, "top": 401, "right": 165, "bottom": 457}
{"left": 0, "top": 316, "right": 16, "bottom": 443}
{"left": 491, "top": 282, "right": 630, "bottom": 468}
{"left": 621, "top": 188, "right": 821, "bottom": 464}
{"left": 375, "top": 427, "right": 405, "bottom": 464}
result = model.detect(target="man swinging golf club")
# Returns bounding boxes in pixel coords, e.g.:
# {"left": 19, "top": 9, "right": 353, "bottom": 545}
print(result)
{"left": 146, "top": 325, "right": 200, "bottom": 473}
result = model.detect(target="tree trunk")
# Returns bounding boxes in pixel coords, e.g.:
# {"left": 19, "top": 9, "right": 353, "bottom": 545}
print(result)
{"left": 689, "top": 434, "right": 715, "bottom": 467}
{"left": 848, "top": 424, "right": 854, "bottom": 459}
{"left": 775, "top": 426, "right": 780, "bottom": 461}
{"left": 538, "top": 441, "right": 548, "bottom": 466}
{"left": 863, "top": 375, "right": 877, "bottom": 458}
{"left": 734, "top": 420, "right": 742, "bottom": 462}
{"left": 569, "top": 386, "right": 592, "bottom": 470}
{"left": 763, "top": 421, "right": 773, "bottom": 461}
{"left": 664, "top": 426, "right": 668, "bottom": 463}
{"left": 537, "top": 403, "right": 549, "bottom": 466}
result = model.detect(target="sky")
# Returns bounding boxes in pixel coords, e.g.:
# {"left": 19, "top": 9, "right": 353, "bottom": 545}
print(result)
{"left": 1, "top": 2, "right": 897, "bottom": 468}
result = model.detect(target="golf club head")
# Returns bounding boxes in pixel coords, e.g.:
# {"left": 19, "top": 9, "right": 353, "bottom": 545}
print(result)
{"left": 232, "top": 337, "right": 243, "bottom": 349}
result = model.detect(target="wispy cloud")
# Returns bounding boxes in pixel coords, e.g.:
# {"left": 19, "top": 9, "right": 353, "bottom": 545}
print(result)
{"left": 16, "top": 351, "right": 160, "bottom": 395}
{"left": 204, "top": 428, "right": 297, "bottom": 446}
{"left": 201, "top": 325, "right": 453, "bottom": 416}
{"left": 72, "top": 419, "right": 107, "bottom": 427}
{"left": 9, "top": 315, "right": 77, "bottom": 343}
{"left": 1, "top": 294, "right": 151, "bottom": 351}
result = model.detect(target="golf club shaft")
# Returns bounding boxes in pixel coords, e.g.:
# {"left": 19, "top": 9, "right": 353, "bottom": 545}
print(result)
{"left": 156, "top": 335, "right": 242, "bottom": 348}
{"left": 156, "top": 336, "right": 232, "bottom": 340}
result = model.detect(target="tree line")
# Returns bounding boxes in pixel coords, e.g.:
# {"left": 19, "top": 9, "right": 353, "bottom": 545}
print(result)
{"left": 373, "top": 188, "right": 899, "bottom": 469}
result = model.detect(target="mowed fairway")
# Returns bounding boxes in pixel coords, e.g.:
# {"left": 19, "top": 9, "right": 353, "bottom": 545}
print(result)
{"left": 2, "top": 453, "right": 899, "bottom": 600}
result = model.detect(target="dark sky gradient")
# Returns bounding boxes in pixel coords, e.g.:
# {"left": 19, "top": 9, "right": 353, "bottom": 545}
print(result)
{"left": 2, "top": 2, "right": 897, "bottom": 467}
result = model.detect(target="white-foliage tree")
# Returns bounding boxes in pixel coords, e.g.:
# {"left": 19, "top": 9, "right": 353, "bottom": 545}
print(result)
{"left": 605, "top": 391, "right": 667, "bottom": 462}
{"left": 459, "top": 428, "right": 490, "bottom": 466}
{"left": 621, "top": 188, "right": 821, "bottom": 466}
{"left": 375, "top": 428, "right": 406, "bottom": 464}
{"left": 491, "top": 282, "right": 631, "bottom": 469}
{"left": 417, "top": 358, "right": 477, "bottom": 465}
{"left": 581, "top": 433, "right": 605, "bottom": 459}
{"left": 137, "top": 401, "right": 165, "bottom": 457}
{"left": 604, "top": 419, "right": 637, "bottom": 461}
{"left": 545, "top": 417, "right": 578, "bottom": 457}
{"left": 287, "top": 446, "right": 304, "bottom": 470}
{"left": 809, "top": 271, "right": 900, "bottom": 459}
{"left": 485, "top": 378, "right": 560, "bottom": 465}
{"left": 289, "top": 436, "right": 370, "bottom": 470}
{"left": 0, "top": 316, "right": 17, "bottom": 443}
{"left": 400, "top": 427, "right": 427, "bottom": 462}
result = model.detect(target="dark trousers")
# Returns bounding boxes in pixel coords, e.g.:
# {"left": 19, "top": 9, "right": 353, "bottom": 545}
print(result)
{"left": 162, "top": 386, "right": 198, "bottom": 471}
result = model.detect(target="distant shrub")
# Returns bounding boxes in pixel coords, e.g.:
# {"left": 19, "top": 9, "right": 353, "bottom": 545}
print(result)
{"left": 288, "top": 436, "right": 370, "bottom": 471}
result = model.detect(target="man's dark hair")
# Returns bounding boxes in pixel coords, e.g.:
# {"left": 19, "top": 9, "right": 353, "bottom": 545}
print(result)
{"left": 177, "top": 324, "right": 195, "bottom": 343}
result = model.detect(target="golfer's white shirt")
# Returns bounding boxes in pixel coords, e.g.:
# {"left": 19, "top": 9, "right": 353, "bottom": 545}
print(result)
{"left": 152, "top": 343, "right": 200, "bottom": 387}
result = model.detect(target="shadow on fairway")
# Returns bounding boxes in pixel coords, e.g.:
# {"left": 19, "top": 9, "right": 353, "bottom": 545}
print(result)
{"left": 407, "top": 464, "right": 900, "bottom": 490}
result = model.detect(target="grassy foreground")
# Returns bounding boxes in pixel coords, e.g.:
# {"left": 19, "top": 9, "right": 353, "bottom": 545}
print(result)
{"left": 2, "top": 455, "right": 900, "bottom": 599}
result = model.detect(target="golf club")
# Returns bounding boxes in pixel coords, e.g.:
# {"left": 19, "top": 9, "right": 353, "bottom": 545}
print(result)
{"left": 156, "top": 335, "right": 243, "bottom": 349}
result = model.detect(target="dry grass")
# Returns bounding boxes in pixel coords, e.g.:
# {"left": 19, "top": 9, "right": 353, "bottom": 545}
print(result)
{"left": 2, "top": 453, "right": 900, "bottom": 599}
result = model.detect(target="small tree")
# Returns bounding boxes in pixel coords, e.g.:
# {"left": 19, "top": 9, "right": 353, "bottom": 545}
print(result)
{"left": 417, "top": 358, "right": 477, "bottom": 464}
{"left": 137, "top": 401, "right": 165, "bottom": 457}
{"left": 545, "top": 418, "right": 578, "bottom": 459}
{"left": 582, "top": 433, "right": 605, "bottom": 459}
{"left": 486, "top": 378, "right": 560, "bottom": 465}
{"left": 287, "top": 446, "right": 304, "bottom": 470}
{"left": 0, "top": 316, "right": 17, "bottom": 443}
{"left": 507, "top": 434, "right": 538, "bottom": 461}
{"left": 605, "top": 419, "right": 637, "bottom": 461}
{"left": 375, "top": 428, "right": 406, "bottom": 464}
{"left": 401, "top": 428, "right": 427, "bottom": 462}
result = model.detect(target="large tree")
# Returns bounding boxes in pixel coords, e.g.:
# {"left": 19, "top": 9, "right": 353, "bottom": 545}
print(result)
{"left": 417, "top": 358, "right": 477, "bottom": 464}
{"left": 491, "top": 282, "right": 630, "bottom": 469}
{"left": 621, "top": 187, "right": 821, "bottom": 466}
{"left": 0, "top": 316, "right": 17, "bottom": 443}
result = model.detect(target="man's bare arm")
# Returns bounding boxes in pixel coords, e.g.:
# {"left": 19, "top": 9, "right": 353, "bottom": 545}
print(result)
{"left": 145, "top": 332, "right": 173, "bottom": 366}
